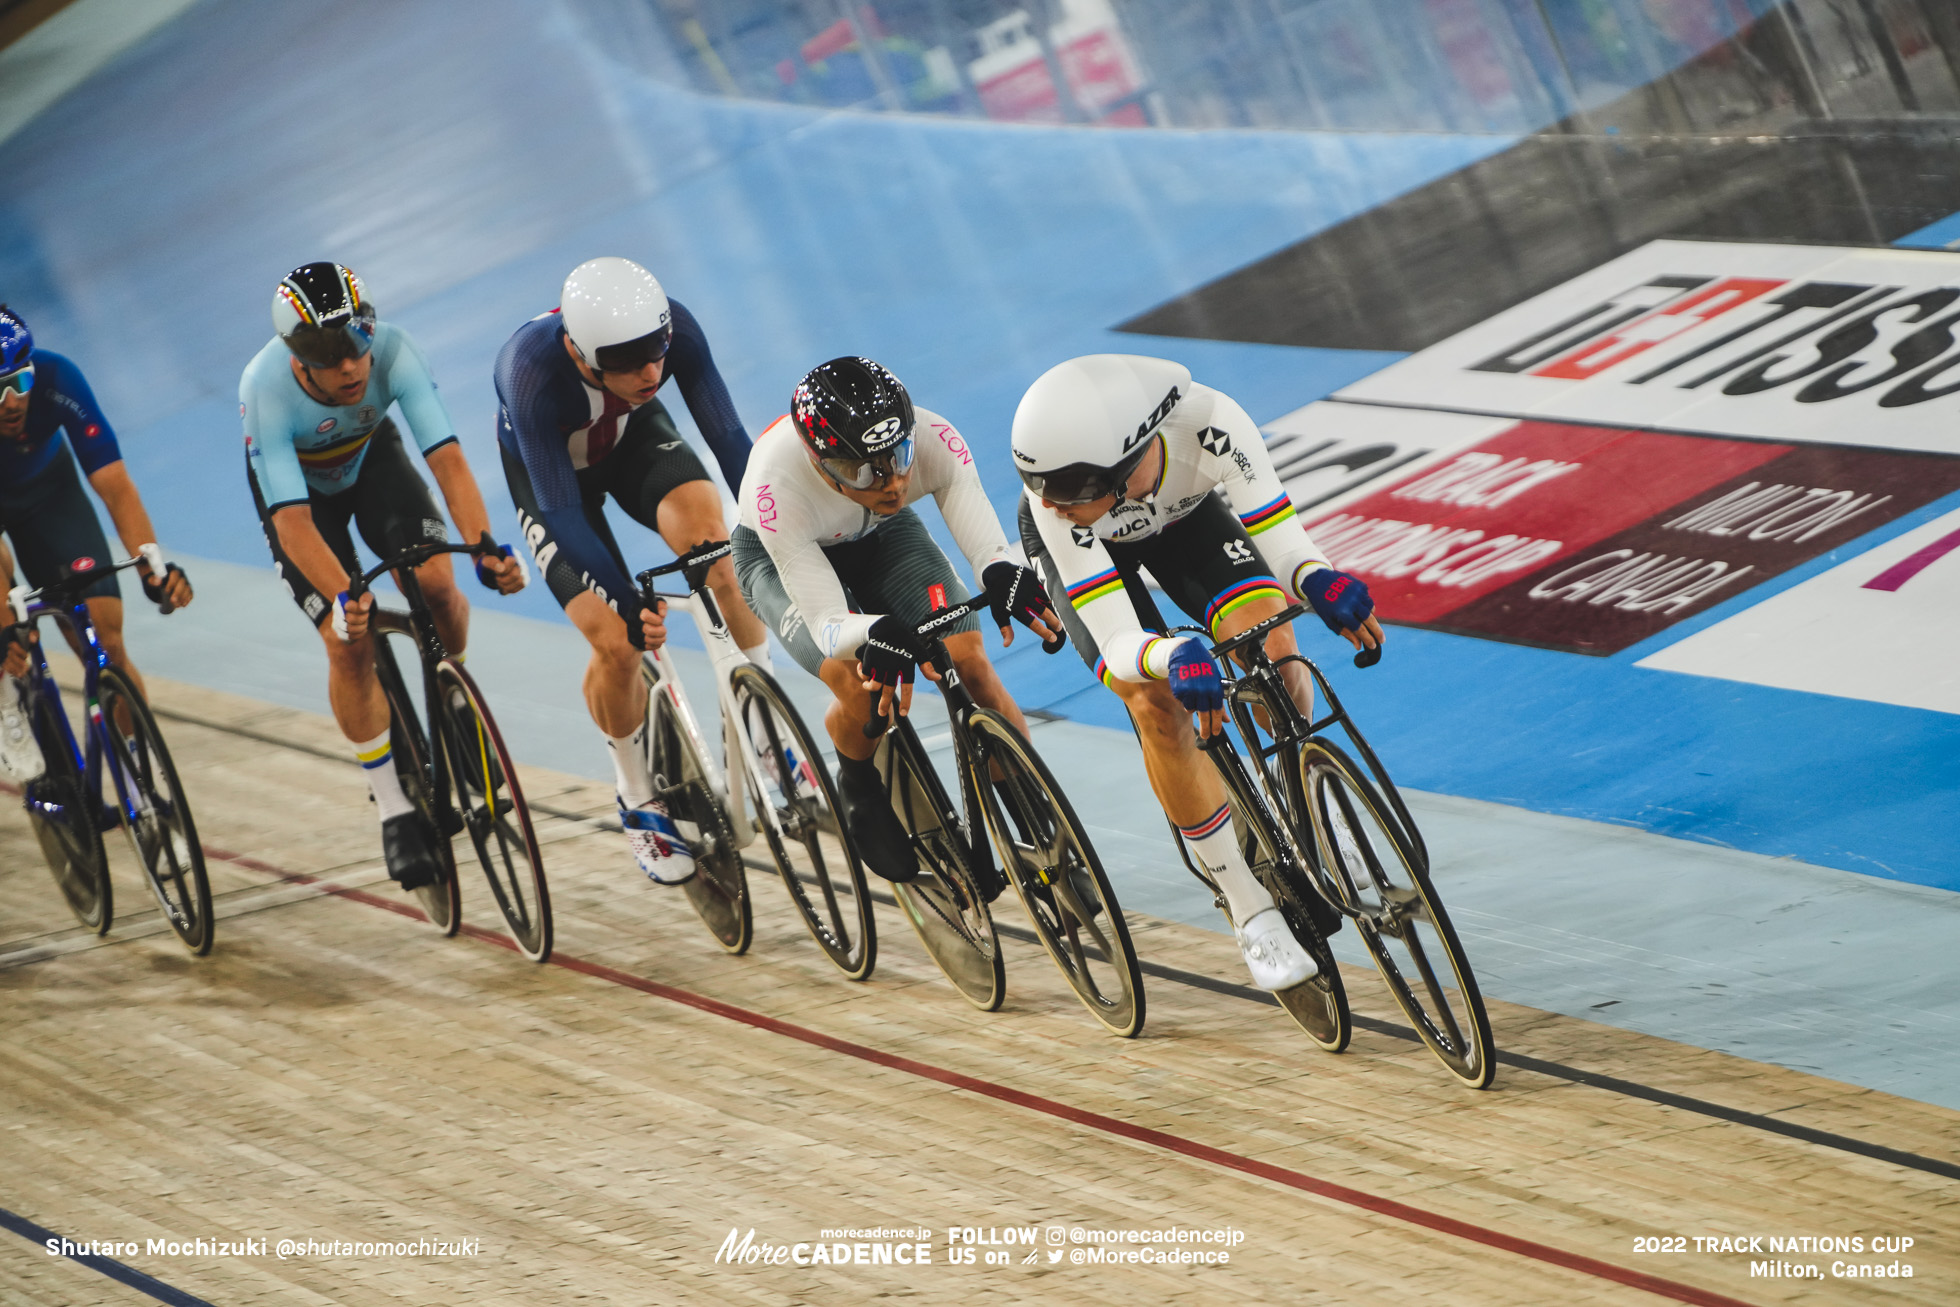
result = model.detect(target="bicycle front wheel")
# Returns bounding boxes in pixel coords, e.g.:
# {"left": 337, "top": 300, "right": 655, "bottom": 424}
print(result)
{"left": 376, "top": 635, "right": 459, "bottom": 936}
{"left": 96, "top": 669, "right": 212, "bottom": 955}
{"left": 967, "top": 710, "right": 1143, "bottom": 1038}
{"left": 649, "top": 688, "right": 750, "bottom": 954}
{"left": 22, "top": 682, "right": 110, "bottom": 933}
{"left": 1294, "top": 738, "right": 1494, "bottom": 1089}
{"left": 730, "top": 664, "right": 874, "bottom": 980}
{"left": 436, "top": 660, "right": 550, "bottom": 963}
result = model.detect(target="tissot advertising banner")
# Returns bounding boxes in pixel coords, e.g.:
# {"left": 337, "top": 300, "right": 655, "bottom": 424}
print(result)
{"left": 1265, "top": 240, "right": 1960, "bottom": 658}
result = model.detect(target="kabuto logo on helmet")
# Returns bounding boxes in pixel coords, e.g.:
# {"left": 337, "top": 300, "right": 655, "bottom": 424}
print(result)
{"left": 862, "top": 415, "right": 906, "bottom": 449}
{"left": 1124, "top": 386, "right": 1181, "bottom": 453}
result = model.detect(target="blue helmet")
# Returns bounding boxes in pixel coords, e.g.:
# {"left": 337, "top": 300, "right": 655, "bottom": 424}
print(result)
{"left": 0, "top": 307, "right": 30, "bottom": 374}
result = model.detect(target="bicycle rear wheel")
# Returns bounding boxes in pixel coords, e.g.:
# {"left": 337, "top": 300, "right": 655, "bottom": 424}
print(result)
{"left": 881, "top": 727, "right": 1003, "bottom": 1012}
{"left": 1294, "top": 738, "right": 1494, "bottom": 1089}
{"left": 436, "top": 660, "right": 550, "bottom": 963}
{"left": 730, "top": 664, "right": 874, "bottom": 980}
{"left": 648, "top": 688, "right": 750, "bottom": 954}
{"left": 376, "top": 636, "right": 459, "bottom": 935}
{"left": 22, "top": 682, "right": 110, "bottom": 933}
{"left": 96, "top": 668, "right": 212, "bottom": 955}
{"left": 967, "top": 710, "right": 1143, "bottom": 1038}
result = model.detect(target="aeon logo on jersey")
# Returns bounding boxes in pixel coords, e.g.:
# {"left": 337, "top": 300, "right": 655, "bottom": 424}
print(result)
{"left": 316, "top": 418, "right": 337, "bottom": 434}
{"left": 754, "top": 484, "right": 778, "bottom": 532}
{"left": 932, "top": 422, "right": 971, "bottom": 465}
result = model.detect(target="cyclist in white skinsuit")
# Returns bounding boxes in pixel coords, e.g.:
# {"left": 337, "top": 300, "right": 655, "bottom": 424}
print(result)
{"left": 1015, "top": 354, "right": 1383, "bottom": 992}
{"left": 733, "top": 357, "right": 1061, "bottom": 883}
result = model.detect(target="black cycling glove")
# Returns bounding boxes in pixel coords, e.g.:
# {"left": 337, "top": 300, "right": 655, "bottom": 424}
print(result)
{"left": 140, "top": 562, "right": 189, "bottom": 611}
{"left": 983, "top": 561, "right": 1052, "bottom": 632}
{"left": 858, "top": 615, "right": 923, "bottom": 687}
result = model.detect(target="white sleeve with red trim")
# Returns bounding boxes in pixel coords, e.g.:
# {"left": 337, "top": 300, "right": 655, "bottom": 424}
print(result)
{"left": 1198, "top": 387, "right": 1336, "bottom": 600}
{"left": 1023, "top": 492, "right": 1178, "bottom": 687}
{"left": 914, "top": 411, "right": 1016, "bottom": 582}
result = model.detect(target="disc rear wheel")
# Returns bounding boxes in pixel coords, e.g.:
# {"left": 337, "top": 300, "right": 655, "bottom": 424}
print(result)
{"left": 377, "top": 636, "right": 459, "bottom": 935}
{"left": 97, "top": 668, "right": 212, "bottom": 955}
{"left": 650, "top": 689, "right": 749, "bottom": 954}
{"left": 22, "top": 682, "right": 110, "bottom": 933}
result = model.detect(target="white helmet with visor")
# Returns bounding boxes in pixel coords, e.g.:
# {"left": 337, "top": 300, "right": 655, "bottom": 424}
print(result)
{"left": 1011, "top": 355, "right": 1190, "bottom": 505}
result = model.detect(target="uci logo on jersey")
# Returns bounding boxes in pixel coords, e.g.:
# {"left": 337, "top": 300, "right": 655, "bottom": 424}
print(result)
{"left": 1123, "top": 386, "right": 1181, "bottom": 453}
{"left": 1197, "top": 426, "right": 1232, "bottom": 456}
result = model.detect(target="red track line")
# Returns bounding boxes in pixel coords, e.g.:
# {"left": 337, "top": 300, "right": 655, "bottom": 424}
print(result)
{"left": 197, "top": 845, "right": 1757, "bottom": 1307}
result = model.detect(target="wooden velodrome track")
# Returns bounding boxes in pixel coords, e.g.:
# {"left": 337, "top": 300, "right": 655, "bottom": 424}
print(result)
{"left": 1, "top": 673, "right": 1954, "bottom": 1306}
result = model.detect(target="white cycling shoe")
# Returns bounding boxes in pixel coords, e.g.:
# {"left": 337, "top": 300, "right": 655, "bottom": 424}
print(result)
{"left": 1234, "top": 907, "right": 1319, "bottom": 992}
{"left": 621, "top": 798, "right": 696, "bottom": 885}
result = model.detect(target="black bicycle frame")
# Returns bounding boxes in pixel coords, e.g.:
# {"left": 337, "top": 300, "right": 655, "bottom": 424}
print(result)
{"left": 865, "top": 592, "right": 1001, "bottom": 881}
{"left": 346, "top": 539, "right": 494, "bottom": 834}
{"left": 1208, "top": 606, "right": 1428, "bottom": 872}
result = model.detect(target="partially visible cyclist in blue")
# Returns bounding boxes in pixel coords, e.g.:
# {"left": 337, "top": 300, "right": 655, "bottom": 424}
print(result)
{"left": 242, "top": 263, "right": 526, "bottom": 894}
{"left": 0, "top": 306, "right": 193, "bottom": 700}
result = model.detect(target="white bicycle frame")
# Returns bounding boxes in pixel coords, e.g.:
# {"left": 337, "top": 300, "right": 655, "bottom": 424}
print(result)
{"left": 639, "top": 582, "right": 762, "bottom": 854}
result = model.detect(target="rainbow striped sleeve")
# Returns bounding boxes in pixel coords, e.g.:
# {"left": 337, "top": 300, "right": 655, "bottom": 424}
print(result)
{"left": 1065, "top": 567, "right": 1124, "bottom": 610}
{"left": 1205, "top": 577, "right": 1285, "bottom": 630}
{"left": 1239, "top": 494, "right": 1296, "bottom": 537}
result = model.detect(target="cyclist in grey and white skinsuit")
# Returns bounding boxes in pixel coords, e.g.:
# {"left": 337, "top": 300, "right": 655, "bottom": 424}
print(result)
{"left": 732, "top": 357, "right": 1061, "bottom": 883}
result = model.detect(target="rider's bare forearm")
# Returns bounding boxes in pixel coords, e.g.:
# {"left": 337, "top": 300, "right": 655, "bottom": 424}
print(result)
{"left": 423, "top": 442, "right": 493, "bottom": 546}
{"left": 86, "top": 462, "right": 160, "bottom": 557}
{"left": 271, "top": 505, "right": 353, "bottom": 599}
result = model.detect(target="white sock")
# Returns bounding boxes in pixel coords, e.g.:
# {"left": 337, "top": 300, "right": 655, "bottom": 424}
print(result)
{"left": 606, "top": 723, "right": 655, "bottom": 808}
{"left": 354, "top": 733, "right": 414, "bottom": 822}
{"left": 741, "top": 641, "right": 773, "bottom": 672}
{"left": 1179, "top": 804, "right": 1274, "bottom": 926}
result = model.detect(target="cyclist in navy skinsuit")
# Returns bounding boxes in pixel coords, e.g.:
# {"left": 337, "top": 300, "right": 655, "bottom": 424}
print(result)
{"left": 0, "top": 307, "right": 193, "bottom": 696}
{"left": 495, "top": 256, "right": 766, "bottom": 886}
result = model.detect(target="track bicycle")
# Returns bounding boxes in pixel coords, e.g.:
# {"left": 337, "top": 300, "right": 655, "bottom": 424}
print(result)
{"left": 636, "top": 541, "right": 874, "bottom": 977}
{"left": 1192, "top": 606, "right": 1495, "bottom": 1088}
{"left": 346, "top": 537, "right": 550, "bottom": 961}
{"left": 4, "top": 549, "right": 211, "bottom": 953}
{"left": 863, "top": 593, "right": 1144, "bottom": 1036}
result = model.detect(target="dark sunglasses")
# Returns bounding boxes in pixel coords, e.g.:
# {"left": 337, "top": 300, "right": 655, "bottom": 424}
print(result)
{"left": 1018, "top": 438, "right": 1153, "bottom": 506}
{"left": 592, "top": 325, "right": 673, "bottom": 374}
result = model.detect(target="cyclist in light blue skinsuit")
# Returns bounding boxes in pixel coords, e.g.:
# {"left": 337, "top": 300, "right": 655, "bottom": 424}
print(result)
{"left": 242, "top": 261, "right": 525, "bottom": 893}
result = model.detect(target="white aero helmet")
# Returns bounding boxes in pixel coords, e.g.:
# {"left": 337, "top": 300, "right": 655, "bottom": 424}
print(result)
{"left": 1011, "top": 354, "right": 1191, "bottom": 504}
{"left": 560, "top": 257, "right": 673, "bottom": 373}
